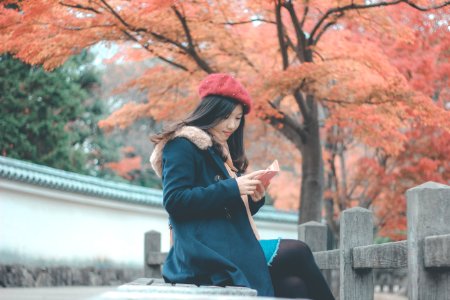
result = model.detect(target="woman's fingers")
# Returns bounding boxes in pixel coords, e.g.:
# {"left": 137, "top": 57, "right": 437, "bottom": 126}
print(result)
{"left": 247, "top": 170, "right": 266, "bottom": 179}
{"left": 256, "top": 182, "right": 265, "bottom": 190}
{"left": 247, "top": 179, "right": 262, "bottom": 186}
{"left": 236, "top": 174, "right": 264, "bottom": 196}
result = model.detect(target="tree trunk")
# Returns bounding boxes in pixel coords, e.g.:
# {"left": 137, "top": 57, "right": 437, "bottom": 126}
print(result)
{"left": 298, "top": 113, "right": 324, "bottom": 224}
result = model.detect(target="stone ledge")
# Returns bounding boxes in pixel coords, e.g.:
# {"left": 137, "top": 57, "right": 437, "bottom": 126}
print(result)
{"left": 0, "top": 264, "right": 142, "bottom": 287}
{"left": 119, "top": 278, "right": 257, "bottom": 296}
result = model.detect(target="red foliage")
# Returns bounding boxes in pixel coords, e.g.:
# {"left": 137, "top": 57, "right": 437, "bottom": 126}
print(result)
{"left": 105, "top": 147, "right": 142, "bottom": 180}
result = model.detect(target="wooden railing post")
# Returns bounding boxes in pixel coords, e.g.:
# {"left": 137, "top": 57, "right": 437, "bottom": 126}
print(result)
{"left": 298, "top": 221, "right": 334, "bottom": 293}
{"left": 339, "top": 207, "right": 374, "bottom": 300}
{"left": 407, "top": 182, "right": 450, "bottom": 300}
{"left": 298, "top": 221, "right": 327, "bottom": 252}
{"left": 144, "top": 230, "right": 162, "bottom": 278}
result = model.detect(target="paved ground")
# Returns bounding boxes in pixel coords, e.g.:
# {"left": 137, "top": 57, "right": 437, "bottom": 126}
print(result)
{"left": 0, "top": 287, "right": 407, "bottom": 300}
{"left": 374, "top": 293, "right": 407, "bottom": 300}
{"left": 0, "top": 286, "right": 117, "bottom": 300}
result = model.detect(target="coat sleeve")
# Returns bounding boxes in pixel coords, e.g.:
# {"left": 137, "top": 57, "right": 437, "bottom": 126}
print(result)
{"left": 162, "top": 137, "right": 242, "bottom": 220}
{"left": 248, "top": 195, "right": 265, "bottom": 216}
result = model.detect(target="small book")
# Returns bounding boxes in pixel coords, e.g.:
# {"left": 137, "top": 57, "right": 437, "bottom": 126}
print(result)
{"left": 256, "top": 159, "right": 279, "bottom": 186}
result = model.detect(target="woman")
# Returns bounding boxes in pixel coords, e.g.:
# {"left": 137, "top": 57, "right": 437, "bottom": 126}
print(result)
{"left": 150, "top": 73, "right": 335, "bottom": 299}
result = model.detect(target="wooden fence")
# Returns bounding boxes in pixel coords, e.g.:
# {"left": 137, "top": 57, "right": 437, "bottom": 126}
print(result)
{"left": 144, "top": 182, "right": 449, "bottom": 300}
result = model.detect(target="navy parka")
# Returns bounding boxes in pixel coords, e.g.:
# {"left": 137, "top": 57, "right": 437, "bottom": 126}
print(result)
{"left": 156, "top": 128, "right": 274, "bottom": 296}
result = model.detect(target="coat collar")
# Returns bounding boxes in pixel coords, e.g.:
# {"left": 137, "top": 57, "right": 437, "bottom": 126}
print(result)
{"left": 150, "top": 126, "right": 230, "bottom": 179}
{"left": 206, "top": 147, "right": 231, "bottom": 180}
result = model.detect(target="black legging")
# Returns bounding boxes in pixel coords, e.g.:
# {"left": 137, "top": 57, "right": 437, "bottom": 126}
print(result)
{"left": 268, "top": 239, "right": 335, "bottom": 300}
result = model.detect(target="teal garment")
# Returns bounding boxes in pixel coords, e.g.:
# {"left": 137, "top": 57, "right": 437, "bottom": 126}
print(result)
{"left": 259, "top": 238, "right": 281, "bottom": 267}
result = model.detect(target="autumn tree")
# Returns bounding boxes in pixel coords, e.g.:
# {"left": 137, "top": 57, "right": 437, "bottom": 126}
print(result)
{"left": 1, "top": 0, "right": 449, "bottom": 224}
{"left": 322, "top": 5, "right": 450, "bottom": 242}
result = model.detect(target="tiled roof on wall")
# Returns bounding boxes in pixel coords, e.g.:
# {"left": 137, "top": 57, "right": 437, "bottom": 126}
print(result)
{"left": 0, "top": 156, "right": 297, "bottom": 224}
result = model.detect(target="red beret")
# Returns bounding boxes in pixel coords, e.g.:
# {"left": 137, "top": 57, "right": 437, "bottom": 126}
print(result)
{"left": 198, "top": 73, "right": 252, "bottom": 114}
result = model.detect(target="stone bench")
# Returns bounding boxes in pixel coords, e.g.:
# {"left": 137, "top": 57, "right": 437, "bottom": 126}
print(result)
{"left": 96, "top": 277, "right": 311, "bottom": 300}
{"left": 97, "top": 277, "right": 256, "bottom": 299}
{"left": 119, "top": 277, "right": 257, "bottom": 296}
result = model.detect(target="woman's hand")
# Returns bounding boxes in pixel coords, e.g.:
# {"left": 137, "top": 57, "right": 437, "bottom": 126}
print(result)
{"left": 236, "top": 170, "right": 265, "bottom": 196}
{"left": 251, "top": 182, "right": 267, "bottom": 202}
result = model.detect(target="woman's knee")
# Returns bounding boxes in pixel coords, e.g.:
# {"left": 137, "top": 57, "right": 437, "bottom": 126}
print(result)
{"left": 282, "top": 239, "right": 314, "bottom": 258}
{"left": 270, "top": 239, "right": 315, "bottom": 274}
{"left": 273, "top": 275, "right": 308, "bottom": 298}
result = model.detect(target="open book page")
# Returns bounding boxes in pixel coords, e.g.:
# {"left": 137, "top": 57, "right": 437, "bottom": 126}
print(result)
{"left": 255, "top": 159, "right": 279, "bottom": 186}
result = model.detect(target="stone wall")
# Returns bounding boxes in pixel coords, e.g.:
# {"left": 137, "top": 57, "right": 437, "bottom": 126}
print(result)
{"left": 0, "top": 265, "right": 143, "bottom": 287}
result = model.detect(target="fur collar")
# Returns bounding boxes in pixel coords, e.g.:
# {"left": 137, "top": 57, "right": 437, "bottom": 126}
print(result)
{"left": 150, "top": 126, "right": 212, "bottom": 178}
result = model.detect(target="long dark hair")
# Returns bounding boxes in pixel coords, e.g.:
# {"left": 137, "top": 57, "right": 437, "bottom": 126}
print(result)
{"left": 151, "top": 95, "right": 249, "bottom": 173}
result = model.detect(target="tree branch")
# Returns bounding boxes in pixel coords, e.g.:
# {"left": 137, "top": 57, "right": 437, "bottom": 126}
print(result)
{"left": 149, "top": 31, "right": 187, "bottom": 51}
{"left": 293, "top": 84, "right": 310, "bottom": 122}
{"left": 266, "top": 101, "right": 308, "bottom": 146}
{"left": 59, "top": 1, "right": 101, "bottom": 14}
{"left": 282, "top": 1, "right": 308, "bottom": 62}
{"left": 275, "top": 1, "right": 289, "bottom": 70}
{"left": 96, "top": 1, "right": 211, "bottom": 73}
{"left": 99, "top": 0, "right": 147, "bottom": 32}
{"left": 172, "top": 6, "right": 215, "bottom": 74}
{"left": 321, "top": 97, "right": 396, "bottom": 105}
{"left": 309, "top": 0, "right": 449, "bottom": 44}
{"left": 307, "top": 94, "right": 316, "bottom": 118}
{"left": 121, "top": 30, "right": 189, "bottom": 71}
{"left": 313, "top": 17, "right": 340, "bottom": 45}
{"left": 299, "top": 5, "right": 309, "bottom": 29}
{"left": 172, "top": 6, "right": 195, "bottom": 49}
{"left": 40, "top": 22, "right": 115, "bottom": 31}
{"left": 218, "top": 18, "right": 276, "bottom": 25}
{"left": 404, "top": 0, "right": 450, "bottom": 11}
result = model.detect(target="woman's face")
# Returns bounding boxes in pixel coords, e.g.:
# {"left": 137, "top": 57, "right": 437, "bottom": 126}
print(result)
{"left": 209, "top": 104, "right": 244, "bottom": 143}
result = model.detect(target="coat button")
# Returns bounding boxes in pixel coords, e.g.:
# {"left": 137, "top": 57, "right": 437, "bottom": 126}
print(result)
{"left": 214, "top": 175, "right": 222, "bottom": 182}
{"left": 224, "top": 207, "right": 232, "bottom": 219}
